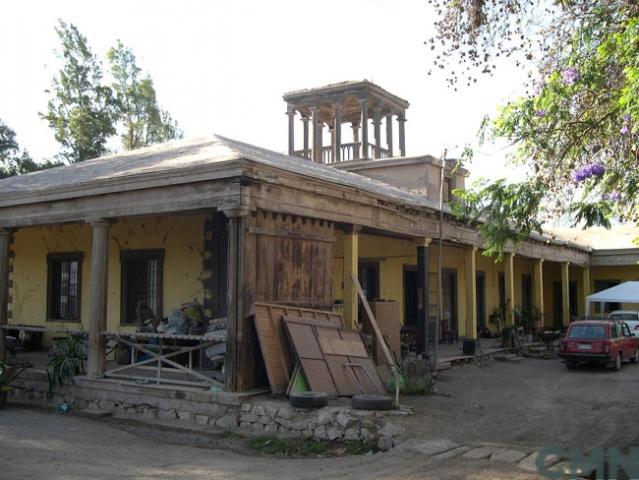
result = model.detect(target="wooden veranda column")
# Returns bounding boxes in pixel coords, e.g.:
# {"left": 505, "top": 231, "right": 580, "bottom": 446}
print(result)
{"left": 416, "top": 238, "right": 431, "bottom": 355}
{"left": 504, "top": 252, "right": 515, "bottom": 326}
{"left": 343, "top": 227, "right": 359, "bottom": 329}
{"left": 582, "top": 266, "right": 591, "bottom": 319}
{"left": 224, "top": 211, "right": 247, "bottom": 391}
{"left": 0, "top": 229, "right": 12, "bottom": 362}
{"left": 533, "top": 259, "right": 545, "bottom": 325}
{"left": 465, "top": 246, "right": 478, "bottom": 339}
{"left": 561, "top": 262, "right": 570, "bottom": 326}
{"left": 87, "top": 220, "right": 110, "bottom": 379}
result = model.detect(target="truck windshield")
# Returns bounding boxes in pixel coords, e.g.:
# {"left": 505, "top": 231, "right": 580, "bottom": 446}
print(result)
{"left": 568, "top": 325, "right": 605, "bottom": 339}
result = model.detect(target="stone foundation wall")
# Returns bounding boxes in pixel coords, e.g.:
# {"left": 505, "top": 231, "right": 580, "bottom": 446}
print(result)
{"left": 10, "top": 370, "right": 409, "bottom": 448}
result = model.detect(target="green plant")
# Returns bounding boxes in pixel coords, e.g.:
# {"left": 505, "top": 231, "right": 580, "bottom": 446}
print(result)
{"left": 47, "top": 335, "right": 85, "bottom": 398}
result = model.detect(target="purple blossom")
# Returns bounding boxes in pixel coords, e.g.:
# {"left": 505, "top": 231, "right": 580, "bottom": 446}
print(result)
{"left": 604, "top": 191, "right": 621, "bottom": 202}
{"left": 624, "top": 114, "right": 631, "bottom": 122}
{"left": 571, "top": 163, "right": 606, "bottom": 182}
{"left": 621, "top": 125, "right": 629, "bottom": 135}
{"left": 561, "top": 67, "right": 579, "bottom": 86}
{"left": 535, "top": 109, "right": 547, "bottom": 117}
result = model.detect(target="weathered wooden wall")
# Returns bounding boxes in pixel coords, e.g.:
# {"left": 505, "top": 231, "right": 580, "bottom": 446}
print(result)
{"left": 233, "top": 210, "right": 335, "bottom": 391}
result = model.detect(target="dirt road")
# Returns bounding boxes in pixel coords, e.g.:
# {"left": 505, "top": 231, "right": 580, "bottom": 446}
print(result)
{"left": 0, "top": 408, "right": 540, "bottom": 480}
{"left": 2, "top": 357, "right": 637, "bottom": 479}
{"left": 397, "top": 357, "right": 639, "bottom": 450}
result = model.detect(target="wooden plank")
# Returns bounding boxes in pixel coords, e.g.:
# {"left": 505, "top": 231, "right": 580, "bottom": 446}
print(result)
{"left": 318, "top": 337, "right": 368, "bottom": 358}
{"left": 251, "top": 302, "right": 343, "bottom": 394}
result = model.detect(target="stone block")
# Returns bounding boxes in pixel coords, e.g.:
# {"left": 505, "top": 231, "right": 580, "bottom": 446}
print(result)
{"left": 313, "top": 426, "right": 327, "bottom": 440}
{"left": 252, "top": 423, "right": 264, "bottom": 432}
{"left": 377, "top": 436, "right": 394, "bottom": 451}
{"left": 360, "top": 428, "right": 374, "bottom": 441}
{"left": 177, "top": 411, "right": 193, "bottom": 422}
{"left": 241, "top": 403, "right": 252, "bottom": 412}
{"left": 240, "top": 413, "right": 258, "bottom": 423}
{"left": 336, "top": 411, "right": 354, "bottom": 429}
{"left": 378, "top": 423, "right": 404, "bottom": 438}
{"left": 158, "top": 409, "right": 178, "bottom": 421}
{"left": 264, "top": 424, "right": 279, "bottom": 434}
{"left": 252, "top": 405, "right": 266, "bottom": 416}
{"left": 195, "top": 414, "right": 210, "bottom": 426}
{"left": 215, "top": 414, "right": 238, "bottom": 429}
{"left": 463, "top": 447, "right": 500, "bottom": 460}
{"left": 98, "top": 399, "right": 115, "bottom": 411}
{"left": 518, "top": 451, "right": 563, "bottom": 472}
{"left": 432, "top": 446, "right": 471, "bottom": 461}
{"left": 326, "top": 427, "right": 342, "bottom": 441}
{"left": 344, "top": 428, "right": 360, "bottom": 441}
{"left": 257, "top": 415, "right": 271, "bottom": 425}
{"left": 400, "top": 438, "right": 459, "bottom": 456}
{"left": 491, "top": 449, "right": 529, "bottom": 464}
{"left": 276, "top": 408, "right": 292, "bottom": 420}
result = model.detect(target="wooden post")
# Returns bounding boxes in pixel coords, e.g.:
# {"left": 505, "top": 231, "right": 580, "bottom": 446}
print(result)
{"left": 373, "top": 107, "right": 382, "bottom": 159}
{"left": 333, "top": 103, "right": 342, "bottom": 162}
{"left": 359, "top": 99, "right": 369, "bottom": 159}
{"left": 343, "top": 227, "right": 359, "bottom": 329}
{"left": 465, "top": 246, "right": 478, "bottom": 340}
{"left": 562, "top": 262, "right": 570, "bottom": 326}
{"left": 0, "top": 229, "right": 12, "bottom": 362}
{"left": 386, "top": 114, "right": 394, "bottom": 157}
{"left": 398, "top": 112, "right": 406, "bottom": 157}
{"left": 416, "top": 239, "right": 431, "bottom": 355}
{"left": 533, "top": 259, "right": 545, "bottom": 325}
{"left": 87, "top": 220, "right": 110, "bottom": 379}
{"left": 582, "top": 266, "right": 591, "bottom": 319}
{"left": 504, "top": 252, "right": 515, "bottom": 326}
{"left": 286, "top": 104, "right": 295, "bottom": 156}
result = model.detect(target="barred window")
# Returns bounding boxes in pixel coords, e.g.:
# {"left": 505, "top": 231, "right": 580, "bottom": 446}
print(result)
{"left": 47, "top": 253, "right": 83, "bottom": 322}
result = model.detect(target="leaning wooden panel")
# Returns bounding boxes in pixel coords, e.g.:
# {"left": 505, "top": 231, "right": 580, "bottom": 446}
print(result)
{"left": 251, "top": 302, "right": 343, "bottom": 394}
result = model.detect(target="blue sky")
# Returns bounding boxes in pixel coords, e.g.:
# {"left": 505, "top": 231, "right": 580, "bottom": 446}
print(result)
{"left": 0, "top": 0, "right": 530, "bottom": 182}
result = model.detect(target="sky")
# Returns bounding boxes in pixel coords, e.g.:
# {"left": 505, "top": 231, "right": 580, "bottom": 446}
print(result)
{"left": 0, "top": 0, "right": 530, "bottom": 183}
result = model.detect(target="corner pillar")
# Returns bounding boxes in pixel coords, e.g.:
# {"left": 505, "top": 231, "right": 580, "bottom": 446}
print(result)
{"left": 465, "top": 246, "right": 478, "bottom": 339}
{"left": 397, "top": 112, "right": 406, "bottom": 157}
{"left": 87, "top": 220, "right": 110, "bottom": 379}
{"left": 504, "top": 252, "right": 515, "bottom": 326}
{"left": 0, "top": 229, "right": 13, "bottom": 362}
{"left": 302, "top": 117, "right": 310, "bottom": 158}
{"left": 343, "top": 227, "right": 359, "bottom": 329}
{"left": 561, "top": 262, "right": 570, "bottom": 326}
{"left": 286, "top": 104, "right": 295, "bottom": 156}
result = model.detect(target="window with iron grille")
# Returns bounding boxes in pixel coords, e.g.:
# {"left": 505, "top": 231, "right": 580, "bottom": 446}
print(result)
{"left": 47, "top": 252, "right": 83, "bottom": 322}
{"left": 120, "top": 250, "right": 164, "bottom": 325}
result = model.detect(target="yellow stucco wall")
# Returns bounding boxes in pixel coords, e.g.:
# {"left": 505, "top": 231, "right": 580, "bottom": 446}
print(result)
{"left": 9, "top": 213, "right": 206, "bottom": 331}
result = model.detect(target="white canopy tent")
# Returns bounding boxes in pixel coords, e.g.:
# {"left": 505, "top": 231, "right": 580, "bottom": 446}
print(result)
{"left": 585, "top": 281, "right": 639, "bottom": 317}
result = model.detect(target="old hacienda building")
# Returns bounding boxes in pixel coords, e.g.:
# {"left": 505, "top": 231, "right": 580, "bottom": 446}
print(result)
{"left": 0, "top": 81, "right": 637, "bottom": 396}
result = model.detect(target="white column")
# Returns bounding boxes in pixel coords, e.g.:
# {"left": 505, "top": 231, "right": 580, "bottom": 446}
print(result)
{"left": 373, "top": 107, "right": 382, "bottom": 159}
{"left": 286, "top": 104, "right": 295, "bottom": 156}
{"left": 386, "top": 114, "right": 394, "bottom": 157}
{"left": 333, "top": 103, "right": 342, "bottom": 162}
{"left": 398, "top": 112, "right": 406, "bottom": 157}
{"left": 358, "top": 99, "right": 369, "bottom": 159}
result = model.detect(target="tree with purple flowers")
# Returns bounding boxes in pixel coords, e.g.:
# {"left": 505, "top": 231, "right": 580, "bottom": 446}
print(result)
{"left": 431, "top": 1, "right": 639, "bottom": 257}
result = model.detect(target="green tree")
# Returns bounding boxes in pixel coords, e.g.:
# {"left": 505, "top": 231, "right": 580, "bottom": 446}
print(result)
{"left": 107, "top": 41, "right": 182, "bottom": 150}
{"left": 0, "top": 119, "right": 59, "bottom": 179}
{"left": 42, "top": 20, "right": 115, "bottom": 163}
{"left": 430, "top": 1, "right": 639, "bottom": 256}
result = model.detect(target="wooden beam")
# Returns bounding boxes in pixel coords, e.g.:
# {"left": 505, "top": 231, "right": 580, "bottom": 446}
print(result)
{"left": 562, "top": 262, "right": 570, "bottom": 326}
{"left": 465, "top": 246, "right": 478, "bottom": 339}
{"left": 533, "top": 259, "right": 545, "bottom": 326}
{"left": 504, "top": 253, "right": 515, "bottom": 326}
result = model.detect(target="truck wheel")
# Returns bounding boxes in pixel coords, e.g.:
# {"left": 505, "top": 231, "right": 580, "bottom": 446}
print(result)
{"left": 631, "top": 349, "right": 639, "bottom": 364}
{"left": 351, "top": 394, "right": 394, "bottom": 411}
{"left": 289, "top": 392, "right": 329, "bottom": 409}
{"left": 0, "top": 392, "right": 7, "bottom": 410}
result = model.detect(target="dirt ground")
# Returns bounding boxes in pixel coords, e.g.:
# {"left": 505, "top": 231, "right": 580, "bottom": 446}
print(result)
{"left": 397, "top": 356, "right": 639, "bottom": 449}
{"left": 1, "top": 357, "right": 638, "bottom": 479}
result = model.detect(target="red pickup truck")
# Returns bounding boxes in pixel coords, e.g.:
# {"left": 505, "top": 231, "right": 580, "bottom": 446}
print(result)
{"left": 559, "top": 320, "right": 639, "bottom": 371}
